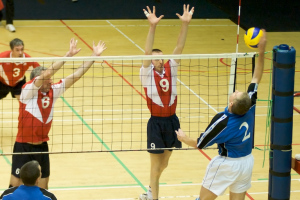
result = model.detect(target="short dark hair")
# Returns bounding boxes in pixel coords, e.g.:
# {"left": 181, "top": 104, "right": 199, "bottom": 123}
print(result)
{"left": 20, "top": 160, "right": 40, "bottom": 186}
{"left": 152, "top": 48, "right": 162, "bottom": 53}
{"left": 10, "top": 38, "right": 24, "bottom": 50}
{"left": 30, "top": 66, "right": 47, "bottom": 80}
{"left": 231, "top": 92, "right": 252, "bottom": 115}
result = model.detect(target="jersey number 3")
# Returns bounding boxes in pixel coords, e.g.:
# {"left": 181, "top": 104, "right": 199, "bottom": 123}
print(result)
{"left": 13, "top": 68, "right": 20, "bottom": 77}
{"left": 240, "top": 122, "right": 250, "bottom": 142}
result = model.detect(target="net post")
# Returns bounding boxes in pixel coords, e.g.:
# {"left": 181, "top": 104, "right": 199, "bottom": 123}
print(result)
{"left": 269, "top": 44, "right": 296, "bottom": 200}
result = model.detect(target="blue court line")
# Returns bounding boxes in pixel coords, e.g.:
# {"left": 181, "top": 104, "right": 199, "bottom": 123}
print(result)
{"left": 60, "top": 96, "right": 147, "bottom": 192}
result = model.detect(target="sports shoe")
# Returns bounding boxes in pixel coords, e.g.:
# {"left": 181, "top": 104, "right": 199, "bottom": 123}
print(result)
{"left": 139, "top": 193, "right": 151, "bottom": 200}
{"left": 6, "top": 24, "right": 16, "bottom": 32}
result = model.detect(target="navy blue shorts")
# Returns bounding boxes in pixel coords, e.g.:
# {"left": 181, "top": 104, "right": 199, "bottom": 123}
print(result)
{"left": 147, "top": 114, "right": 181, "bottom": 154}
{"left": 0, "top": 77, "right": 26, "bottom": 99}
{"left": 11, "top": 142, "right": 50, "bottom": 178}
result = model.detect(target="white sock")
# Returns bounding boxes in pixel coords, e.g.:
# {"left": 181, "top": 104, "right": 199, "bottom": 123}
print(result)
{"left": 147, "top": 186, "right": 153, "bottom": 199}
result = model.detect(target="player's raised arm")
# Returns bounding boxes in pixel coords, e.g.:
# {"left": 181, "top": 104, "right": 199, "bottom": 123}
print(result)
{"left": 251, "top": 29, "right": 267, "bottom": 84}
{"left": 34, "top": 38, "right": 81, "bottom": 88}
{"left": 64, "top": 40, "right": 107, "bottom": 90}
{"left": 173, "top": 4, "right": 194, "bottom": 64}
{"left": 143, "top": 6, "right": 164, "bottom": 68}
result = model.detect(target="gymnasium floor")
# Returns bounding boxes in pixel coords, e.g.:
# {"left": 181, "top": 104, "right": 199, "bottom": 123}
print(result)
{"left": 0, "top": 19, "right": 299, "bottom": 200}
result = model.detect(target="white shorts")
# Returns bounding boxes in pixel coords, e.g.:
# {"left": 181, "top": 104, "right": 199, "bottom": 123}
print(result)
{"left": 202, "top": 154, "right": 254, "bottom": 196}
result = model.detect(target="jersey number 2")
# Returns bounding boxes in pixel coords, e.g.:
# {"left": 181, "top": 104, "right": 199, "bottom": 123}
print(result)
{"left": 240, "top": 122, "right": 250, "bottom": 142}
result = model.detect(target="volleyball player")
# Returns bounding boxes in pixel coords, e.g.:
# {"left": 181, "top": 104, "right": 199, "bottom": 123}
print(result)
{"left": 139, "top": 4, "right": 194, "bottom": 200}
{"left": 9, "top": 38, "right": 107, "bottom": 189}
{"left": 176, "top": 30, "right": 267, "bottom": 200}
{"left": 1, "top": 161, "right": 57, "bottom": 200}
{"left": 0, "top": 38, "right": 40, "bottom": 101}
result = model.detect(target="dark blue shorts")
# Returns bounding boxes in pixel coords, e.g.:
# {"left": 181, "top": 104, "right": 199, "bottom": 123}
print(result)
{"left": 11, "top": 142, "right": 50, "bottom": 178}
{"left": 147, "top": 114, "right": 181, "bottom": 154}
{"left": 0, "top": 77, "right": 26, "bottom": 99}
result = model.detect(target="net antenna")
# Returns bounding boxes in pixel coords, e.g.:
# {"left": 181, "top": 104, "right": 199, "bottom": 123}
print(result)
{"left": 228, "top": 0, "right": 242, "bottom": 98}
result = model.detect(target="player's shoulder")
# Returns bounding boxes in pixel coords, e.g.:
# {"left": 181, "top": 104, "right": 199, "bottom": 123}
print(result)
{"left": 0, "top": 186, "right": 19, "bottom": 198}
{"left": 0, "top": 51, "right": 11, "bottom": 58}
{"left": 39, "top": 188, "right": 57, "bottom": 200}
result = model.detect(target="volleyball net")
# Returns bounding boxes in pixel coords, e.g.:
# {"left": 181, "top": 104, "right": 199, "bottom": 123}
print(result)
{"left": 0, "top": 53, "right": 257, "bottom": 155}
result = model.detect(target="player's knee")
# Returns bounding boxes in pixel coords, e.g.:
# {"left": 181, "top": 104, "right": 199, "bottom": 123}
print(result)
{"left": 161, "top": 161, "right": 169, "bottom": 171}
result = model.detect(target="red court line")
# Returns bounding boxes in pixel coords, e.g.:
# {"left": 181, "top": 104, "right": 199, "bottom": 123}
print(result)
{"left": 59, "top": 20, "right": 146, "bottom": 100}
{"left": 0, "top": 42, "right": 59, "bottom": 57}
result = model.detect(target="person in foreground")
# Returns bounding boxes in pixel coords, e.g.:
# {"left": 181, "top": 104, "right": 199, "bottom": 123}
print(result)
{"left": 176, "top": 30, "right": 267, "bottom": 200}
{"left": 9, "top": 38, "right": 107, "bottom": 189}
{"left": 139, "top": 4, "right": 194, "bottom": 200}
{"left": 0, "top": 160, "right": 57, "bottom": 200}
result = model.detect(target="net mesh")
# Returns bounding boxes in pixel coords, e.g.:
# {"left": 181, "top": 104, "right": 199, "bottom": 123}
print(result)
{"left": 0, "top": 53, "right": 256, "bottom": 155}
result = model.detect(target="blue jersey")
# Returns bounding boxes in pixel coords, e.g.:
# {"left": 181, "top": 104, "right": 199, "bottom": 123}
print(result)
{"left": 197, "top": 83, "right": 258, "bottom": 158}
{"left": 0, "top": 185, "right": 56, "bottom": 200}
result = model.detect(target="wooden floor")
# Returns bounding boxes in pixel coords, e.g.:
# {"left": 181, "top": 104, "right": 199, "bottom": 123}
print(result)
{"left": 0, "top": 19, "right": 299, "bottom": 200}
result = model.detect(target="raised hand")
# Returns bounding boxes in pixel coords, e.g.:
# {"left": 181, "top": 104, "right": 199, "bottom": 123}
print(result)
{"left": 258, "top": 29, "right": 267, "bottom": 53}
{"left": 176, "top": 4, "right": 194, "bottom": 24}
{"left": 92, "top": 40, "right": 107, "bottom": 56}
{"left": 67, "top": 38, "right": 81, "bottom": 57}
{"left": 143, "top": 6, "right": 164, "bottom": 26}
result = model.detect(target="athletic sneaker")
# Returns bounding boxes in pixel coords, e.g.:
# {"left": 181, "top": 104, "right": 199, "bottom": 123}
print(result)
{"left": 139, "top": 193, "right": 151, "bottom": 200}
{"left": 6, "top": 24, "right": 16, "bottom": 32}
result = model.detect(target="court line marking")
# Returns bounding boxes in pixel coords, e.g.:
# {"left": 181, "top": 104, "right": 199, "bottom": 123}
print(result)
{"left": 14, "top": 24, "right": 237, "bottom": 28}
{"left": 59, "top": 96, "right": 147, "bottom": 191}
{"left": 1, "top": 180, "right": 299, "bottom": 197}
{"left": 59, "top": 21, "right": 147, "bottom": 192}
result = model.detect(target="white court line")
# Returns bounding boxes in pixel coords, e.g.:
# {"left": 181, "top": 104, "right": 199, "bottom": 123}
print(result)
{"left": 0, "top": 181, "right": 298, "bottom": 199}
{"left": 106, "top": 20, "right": 219, "bottom": 114}
{"left": 106, "top": 20, "right": 145, "bottom": 52}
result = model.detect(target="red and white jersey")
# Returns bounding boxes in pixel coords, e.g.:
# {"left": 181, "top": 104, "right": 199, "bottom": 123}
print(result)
{"left": 0, "top": 51, "right": 40, "bottom": 87}
{"left": 16, "top": 78, "right": 65, "bottom": 143}
{"left": 140, "top": 59, "right": 178, "bottom": 117}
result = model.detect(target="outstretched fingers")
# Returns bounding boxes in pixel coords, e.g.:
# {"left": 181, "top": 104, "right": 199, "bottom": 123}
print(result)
{"left": 69, "top": 38, "right": 81, "bottom": 56}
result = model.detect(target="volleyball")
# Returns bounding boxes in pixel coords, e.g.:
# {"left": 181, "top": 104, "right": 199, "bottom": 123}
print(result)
{"left": 244, "top": 27, "right": 263, "bottom": 49}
